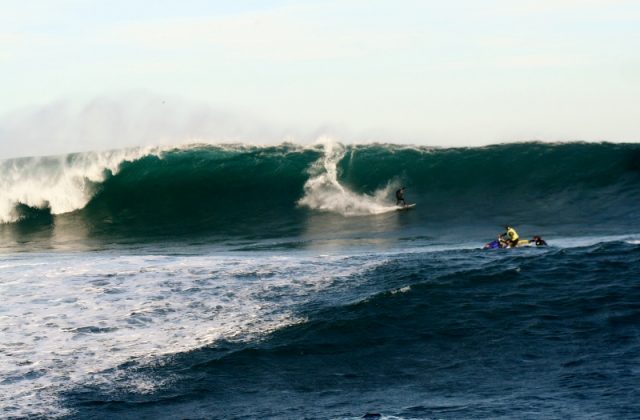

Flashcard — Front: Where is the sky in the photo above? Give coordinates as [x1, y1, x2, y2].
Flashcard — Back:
[1, 0, 639, 158]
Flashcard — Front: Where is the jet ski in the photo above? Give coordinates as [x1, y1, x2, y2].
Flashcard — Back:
[483, 236, 547, 249]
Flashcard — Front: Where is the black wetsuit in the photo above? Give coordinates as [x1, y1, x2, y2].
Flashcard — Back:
[396, 188, 406, 206]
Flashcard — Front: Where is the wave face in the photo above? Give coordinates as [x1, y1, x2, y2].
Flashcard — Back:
[1, 141, 639, 244]
[340, 141, 640, 225]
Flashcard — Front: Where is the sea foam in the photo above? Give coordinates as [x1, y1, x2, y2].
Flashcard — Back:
[297, 138, 400, 216]
[0, 251, 385, 418]
[0, 147, 164, 223]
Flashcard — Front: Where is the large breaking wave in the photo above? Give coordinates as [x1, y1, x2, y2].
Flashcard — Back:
[1, 140, 639, 235]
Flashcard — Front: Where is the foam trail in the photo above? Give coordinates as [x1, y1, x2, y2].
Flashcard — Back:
[298, 138, 399, 216]
[0, 147, 164, 223]
[0, 251, 386, 418]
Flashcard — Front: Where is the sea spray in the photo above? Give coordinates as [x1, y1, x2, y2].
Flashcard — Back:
[297, 138, 399, 216]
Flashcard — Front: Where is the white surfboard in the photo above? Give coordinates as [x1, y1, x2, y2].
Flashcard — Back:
[396, 203, 416, 211]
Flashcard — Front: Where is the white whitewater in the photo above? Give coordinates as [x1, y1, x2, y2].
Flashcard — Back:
[298, 138, 400, 216]
[0, 147, 164, 223]
[0, 251, 387, 418]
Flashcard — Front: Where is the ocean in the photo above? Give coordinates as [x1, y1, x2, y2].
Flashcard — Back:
[1, 140, 639, 419]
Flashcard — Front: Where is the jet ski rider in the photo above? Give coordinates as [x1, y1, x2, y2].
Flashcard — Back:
[501, 225, 520, 248]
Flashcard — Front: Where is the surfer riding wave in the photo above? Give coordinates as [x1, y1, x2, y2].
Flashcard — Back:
[396, 187, 407, 207]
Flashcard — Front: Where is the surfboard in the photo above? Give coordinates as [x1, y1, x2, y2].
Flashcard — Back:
[396, 203, 416, 211]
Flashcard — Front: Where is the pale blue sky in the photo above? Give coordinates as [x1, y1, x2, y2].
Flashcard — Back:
[1, 0, 639, 157]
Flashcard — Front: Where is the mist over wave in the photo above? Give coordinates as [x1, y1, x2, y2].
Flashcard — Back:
[0, 93, 305, 159]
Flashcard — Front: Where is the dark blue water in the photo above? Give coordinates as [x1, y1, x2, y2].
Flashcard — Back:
[1, 142, 639, 419]
[59, 240, 640, 420]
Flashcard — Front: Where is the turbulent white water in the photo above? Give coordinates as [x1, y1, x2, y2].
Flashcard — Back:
[0, 147, 165, 224]
[0, 250, 385, 418]
[298, 138, 400, 216]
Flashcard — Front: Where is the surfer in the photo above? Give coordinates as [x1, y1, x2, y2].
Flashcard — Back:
[500, 225, 520, 248]
[530, 235, 547, 246]
[396, 187, 407, 206]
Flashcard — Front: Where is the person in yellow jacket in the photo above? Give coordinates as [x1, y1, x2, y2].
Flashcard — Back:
[501, 225, 520, 248]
